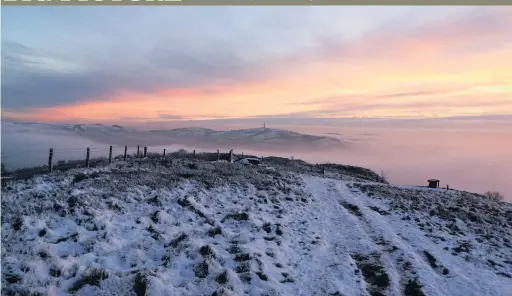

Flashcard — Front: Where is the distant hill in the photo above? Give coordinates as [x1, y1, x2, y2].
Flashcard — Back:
[148, 127, 343, 151]
[2, 121, 344, 152]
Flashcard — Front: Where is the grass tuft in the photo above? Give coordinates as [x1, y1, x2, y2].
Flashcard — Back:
[235, 262, 251, 273]
[38, 229, 47, 237]
[224, 212, 249, 221]
[215, 270, 228, 284]
[38, 251, 49, 260]
[49, 266, 61, 277]
[368, 206, 390, 216]
[12, 216, 23, 231]
[168, 233, 188, 248]
[68, 269, 108, 293]
[194, 260, 209, 278]
[4, 274, 22, 284]
[73, 173, 88, 184]
[234, 253, 251, 262]
[146, 225, 159, 240]
[262, 223, 272, 233]
[275, 225, 283, 236]
[150, 211, 160, 224]
[423, 251, 438, 268]
[239, 273, 252, 284]
[340, 202, 362, 216]
[353, 253, 390, 293]
[404, 279, 425, 296]
[200, 245, 216, 259]
[207, 226, 222, 237]
[256, 271, 268, 281]
[133, 273, 148, 296]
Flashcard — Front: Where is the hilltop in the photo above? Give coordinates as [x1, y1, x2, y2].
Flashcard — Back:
[148, 127, 343, 151]
[1, 157, 511, 296]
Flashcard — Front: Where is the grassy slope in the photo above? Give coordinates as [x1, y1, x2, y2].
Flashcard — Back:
[1, 158, 511, 296]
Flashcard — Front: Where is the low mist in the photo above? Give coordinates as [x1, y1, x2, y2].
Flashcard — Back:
[2, 122, 511, 201]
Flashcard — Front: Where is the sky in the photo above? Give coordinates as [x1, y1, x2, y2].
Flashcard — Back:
[2, 6, 512, 126]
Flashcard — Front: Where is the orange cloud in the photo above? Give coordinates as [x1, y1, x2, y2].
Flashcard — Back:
[7, 8, 512, 123]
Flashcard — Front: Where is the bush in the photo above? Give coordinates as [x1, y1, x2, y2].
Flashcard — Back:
[484, 191, 504, 201]
[380, 170, 387, 182]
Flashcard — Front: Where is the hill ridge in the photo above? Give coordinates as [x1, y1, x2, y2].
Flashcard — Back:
[2, 121, 344, 152]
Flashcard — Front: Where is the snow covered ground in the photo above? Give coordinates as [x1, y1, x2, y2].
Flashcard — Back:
[1, 158, 511, 296]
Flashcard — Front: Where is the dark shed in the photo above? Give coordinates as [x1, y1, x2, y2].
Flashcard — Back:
[428, 179, 440, 188]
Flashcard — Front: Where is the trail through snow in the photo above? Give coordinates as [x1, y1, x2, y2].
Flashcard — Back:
[290, 176, 512, 296]
[287, 177, 367, 296]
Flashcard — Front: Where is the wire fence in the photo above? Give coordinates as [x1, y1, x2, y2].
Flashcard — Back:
[1, 144, 395, 189]
[1, 146, 117, 171]
[1, 144, 346, 189]
[1, 145, 268, 179]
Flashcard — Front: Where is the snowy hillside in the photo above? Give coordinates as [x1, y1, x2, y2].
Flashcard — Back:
[1, 158, 511, 296]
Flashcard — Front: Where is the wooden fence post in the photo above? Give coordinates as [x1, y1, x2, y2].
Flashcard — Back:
[229, 149, 233, 163]
[137, 145, 140, 158]
[193, 150, 196, 158]
[144, 146, 147, 158]
[123, 146, 127, 161]
[322, 167, 325, 175]
[86, 147, 90, 168]
[163, 148, 166, 157]
[108, 146, 113, 164]
[217, 149, 220, 161]
[48, 148, 53, 172]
